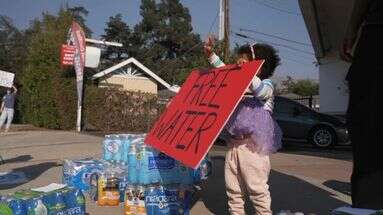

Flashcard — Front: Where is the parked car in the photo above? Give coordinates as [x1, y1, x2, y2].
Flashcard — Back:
[273, 96, 349, 148]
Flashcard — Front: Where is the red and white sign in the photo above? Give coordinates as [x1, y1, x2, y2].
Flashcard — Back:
[60, 44, 75, 66]
[69, 21, 86, 131]
[145, 60, 264, 168]
[70, 21, 86, 87]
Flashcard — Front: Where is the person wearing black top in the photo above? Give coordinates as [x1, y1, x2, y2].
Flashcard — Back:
[340, 0, 383, 209]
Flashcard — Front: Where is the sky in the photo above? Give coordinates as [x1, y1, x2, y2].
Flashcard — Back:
[0, 0, 318, 81]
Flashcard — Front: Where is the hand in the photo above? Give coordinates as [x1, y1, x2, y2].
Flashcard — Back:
[204, 35, 215, 57]
[166, 99, 172, 108]
[340, 37, 355, 62]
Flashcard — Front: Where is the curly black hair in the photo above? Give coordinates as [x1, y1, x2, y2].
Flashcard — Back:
[237, 43, 281, 80]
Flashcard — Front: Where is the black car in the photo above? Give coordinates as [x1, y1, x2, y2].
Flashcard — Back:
[273, 96, 349, 148]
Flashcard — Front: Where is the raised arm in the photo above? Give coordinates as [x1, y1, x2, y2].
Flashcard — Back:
[204, 36, 226, 68]
[12, 85, 17, 94]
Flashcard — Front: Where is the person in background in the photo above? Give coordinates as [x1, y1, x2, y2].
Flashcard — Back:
[0, 85, 17, 132]
[340, 0, 383, 209]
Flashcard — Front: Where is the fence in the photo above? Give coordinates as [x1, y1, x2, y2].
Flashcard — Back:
[292, 95, 320, 111]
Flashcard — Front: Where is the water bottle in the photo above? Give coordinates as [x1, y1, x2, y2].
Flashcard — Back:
[89, 172, 99, 202]
[200, 156, 212, 181]
[178, 162, 193, 185]
[105, 173, 121, 206]
[63, 188, 85, 215]
[34, 199, 47, 215]
[103, 135, 113, 161]
[121, 134, 130, 165]
[42, 191, 66, 215]
[113, 135, 123, 163]
[7, 198, 27, 215]
[25, 198, 39, 215]
[178, 188, 191, 215]
[131, 135, 144, 148]
[128, 144, 138, 184]
[158, 153, 177, 185]
[124, 185, 136, 215]
[145, 186, 158, 215]
[119, 175, 129, 202]
[148, 148, 161, 184]
[165, 185, 180, 215]
[138, 144, 150, 185]
[136, 186, 147, 215]
[157, 186, 170, 215]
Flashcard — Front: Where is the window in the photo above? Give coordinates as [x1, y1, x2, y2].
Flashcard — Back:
[274, 98, 297, 115]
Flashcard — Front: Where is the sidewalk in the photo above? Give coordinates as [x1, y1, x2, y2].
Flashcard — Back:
[0, 130, 352, 214]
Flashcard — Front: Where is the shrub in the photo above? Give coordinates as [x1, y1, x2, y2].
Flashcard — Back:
[84, 87, 165, 133]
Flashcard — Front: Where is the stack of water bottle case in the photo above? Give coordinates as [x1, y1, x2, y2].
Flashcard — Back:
[0, 185, 86, 215]
[63, 133, 212, 215]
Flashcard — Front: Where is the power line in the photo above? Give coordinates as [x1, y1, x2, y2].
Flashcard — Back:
[232, 32, 315, 56]
[234, 37, 317, 68]
[281, 55, 318, 67]
[208, 8, 220, 34]
[239, 28, 311, 47]
[232, 33, 318, 67]
[250, 0, 302, 16]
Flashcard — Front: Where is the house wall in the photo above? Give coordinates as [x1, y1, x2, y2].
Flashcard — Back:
[319, 54, 350, 114]
[299, 0, 357, 115]
[99, 75, 158, 94]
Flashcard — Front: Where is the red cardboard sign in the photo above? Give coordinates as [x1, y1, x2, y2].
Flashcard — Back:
[60, 44, 75, 66]
[145, 60, 264, 168]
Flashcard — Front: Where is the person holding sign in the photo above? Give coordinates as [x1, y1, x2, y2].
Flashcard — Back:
[0, 85, 17, 132]
[204, 37, 282, 215]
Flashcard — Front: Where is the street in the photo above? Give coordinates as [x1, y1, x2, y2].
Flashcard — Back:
[0, 129, 352, 214]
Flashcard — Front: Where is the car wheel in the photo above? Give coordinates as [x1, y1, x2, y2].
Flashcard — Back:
[309, 126, 336, 148]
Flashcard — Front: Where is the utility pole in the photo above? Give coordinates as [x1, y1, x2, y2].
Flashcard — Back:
[219, 0, 225, 41]
[223, 0, 230, 62]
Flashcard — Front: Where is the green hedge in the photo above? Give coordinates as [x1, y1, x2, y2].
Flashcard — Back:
[19, 82, 166, 132]
[84, 87, 165, 133]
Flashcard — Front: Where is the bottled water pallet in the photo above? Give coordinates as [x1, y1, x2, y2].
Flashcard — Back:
[0, 186, 85, 215]
[103, 133, 211, 186]
[62, 133, 213, 215]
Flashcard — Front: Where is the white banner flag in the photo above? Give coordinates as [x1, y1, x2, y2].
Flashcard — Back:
[0, 70, 15, 88]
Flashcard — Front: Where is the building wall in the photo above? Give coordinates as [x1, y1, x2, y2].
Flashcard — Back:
[319, 54, 350, 114]
[298, 0, 356, 115]
[99, 75, 158, 94]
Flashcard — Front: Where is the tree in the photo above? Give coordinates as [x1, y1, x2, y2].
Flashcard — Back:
[0, 16, 29, 83]
[67, 6, 92, 36]
[101, 14, 132, 67]
[279, 76, 319, 96]
[19, 8, 91, 129]
[291, 79, 319, 96]
[133, 0, 206, 84]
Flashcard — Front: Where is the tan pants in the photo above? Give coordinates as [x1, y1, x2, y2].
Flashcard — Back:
[225, 138, 272, 215]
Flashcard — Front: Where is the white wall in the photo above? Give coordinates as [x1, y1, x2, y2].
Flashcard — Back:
[319, 55, 350, 114]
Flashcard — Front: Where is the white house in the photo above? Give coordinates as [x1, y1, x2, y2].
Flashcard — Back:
[92, 57, 179, 94]
[299, 0, 355, 114]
